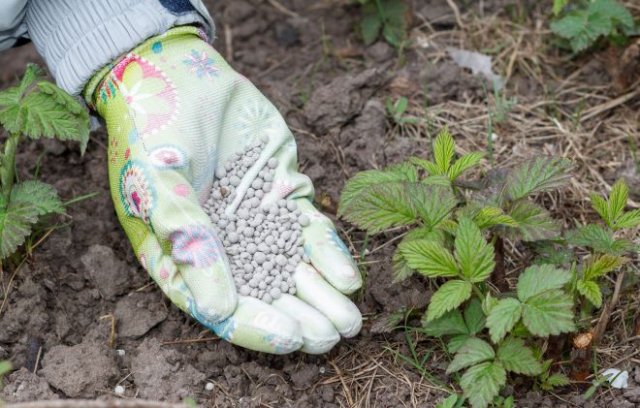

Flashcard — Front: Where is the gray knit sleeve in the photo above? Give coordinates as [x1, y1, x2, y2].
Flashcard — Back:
[25, 0, 215, 96]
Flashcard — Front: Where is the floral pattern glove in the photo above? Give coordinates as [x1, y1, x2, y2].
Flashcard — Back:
[85, 26, 362, 354]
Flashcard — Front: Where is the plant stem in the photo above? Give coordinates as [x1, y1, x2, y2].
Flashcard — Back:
[1, 132, 20, 201]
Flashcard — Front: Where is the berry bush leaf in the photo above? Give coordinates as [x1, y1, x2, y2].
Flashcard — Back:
[339, 163, 417, 212]
[607, 179, 629, 224]
[415, 185, 458, 228]
[422, 309, 468, 337]
[508, 201, 560, 241]
[447, 338, 495, 374]
[448, 335, 472, 354]
[497, 337, 542, 375]
[566, 224, 633, 255]
[448, 152, 484, 181]
[392, 250, 414, 282]
[460, 362, 506, 408]
[516, 264, 571, 302]
[0, 196, 39, 259]
[339, 181, 420, 233]
[455, 218, 495, 283]
[426, 280, 473, 322]
[464, 298, 486, 335]
[399, 239, 458, 278]
[576, 279, 602, 308]
[582, 254, 628, 280]
[522, 290, 576, 336]
[613, 209, 640, 230]
[504, 157, 573, 201]
[546, 373, 571, 388]
[474, 206, 518, 229]
[433, 128, 455, 174]
[486, 298, 523, 344]
[360, 2, 382, 45]
[11, 180, 64, 216]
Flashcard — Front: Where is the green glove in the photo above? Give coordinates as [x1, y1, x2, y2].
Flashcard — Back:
[84, 26, 362, 354]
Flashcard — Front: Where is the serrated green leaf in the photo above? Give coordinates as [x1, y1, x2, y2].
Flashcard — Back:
[496, 337, 542, 375]
[516, 264, 571, 302]
[582, 254, 628, 280]
[590, 193, 610, 224]
[380, 0, 407, 47]
[404, 226, 446, 243]
[339, 181, 420, 233]
[0, 196, 40, 259]
[392, 250, 414, 282]
[482, 293, 499, 316]
[448, 334, 472, 354]
[504, 157, 573, 201]
[589, 0, 634, 29]
[608, 179, 629, 224]
[474, 206, 518, 229]
[545, 373, 571, 388]
[522, 290, 576, 336]
[415, 185, 458, 228]
[551, 13, 589, 39]
[433, 128, 455, 174]
[566, 224, 633, 255]
[11, 181, 64, 216]
[399, 239, 458, 278]
[455, 218, 495, 283]
[486, 298, 522, 344]
[426, 280, 473, 322]
[422, 309, 468, 337]
[464, 299, 486, 335]
[613, 209, 640, 230]
[460, 362, 506, 408]
[436, 394, 459, 408]
[448, 152, 484, 181]
[422, 175, 452, 187]
[508, 201, 560, 241]
[339, 163, 418, 214]
[360, 2, 382, 45]
[447, 338, 495, 374]
[410, 157, 441, 175]
[576, 279, 602, 308]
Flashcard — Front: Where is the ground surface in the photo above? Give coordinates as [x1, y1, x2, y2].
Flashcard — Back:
[1, 1, 639, 407]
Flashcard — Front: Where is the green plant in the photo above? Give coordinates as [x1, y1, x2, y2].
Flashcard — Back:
[0, 64, 89, 259]
[338, 128, 638, 407]
[356, 0, 408, 48]
[0, 360, 10, 391]
[386, 96, 420, 125]
[550, 0, 636, 54]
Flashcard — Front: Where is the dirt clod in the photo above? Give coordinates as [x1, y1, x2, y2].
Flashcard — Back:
[131, 339, 206, 402]
[80, 245, 133, 300]
[114, 292, 168, 338]
[1, 368, 58, 403]
[40, 343, 118, 398]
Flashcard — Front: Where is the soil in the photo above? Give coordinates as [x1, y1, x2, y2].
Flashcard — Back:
[1, 1, 639, 407]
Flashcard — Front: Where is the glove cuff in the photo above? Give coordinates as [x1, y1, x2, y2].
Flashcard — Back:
[26, 0, 213, 96]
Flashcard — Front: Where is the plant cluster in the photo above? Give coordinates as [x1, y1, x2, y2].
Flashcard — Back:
[356, 0, 408, 48]
[0, 64, 89, 260]
[339, 128, 639, 407]
[551, 0, 636, 54]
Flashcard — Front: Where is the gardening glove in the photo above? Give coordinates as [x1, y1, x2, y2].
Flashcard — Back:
[84, 26, 363, 354]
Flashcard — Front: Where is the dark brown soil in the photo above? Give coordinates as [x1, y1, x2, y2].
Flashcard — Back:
[1, 1, 639, 407]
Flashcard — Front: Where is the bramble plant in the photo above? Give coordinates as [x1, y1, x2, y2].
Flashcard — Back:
[0, 64, 89, 259]
[356, 0, 408, 48]
[550, 0, 636, 54]
[338, 128, 639, 407]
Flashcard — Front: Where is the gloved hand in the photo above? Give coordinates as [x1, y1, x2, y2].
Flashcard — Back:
[85, 26, 362, 354]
